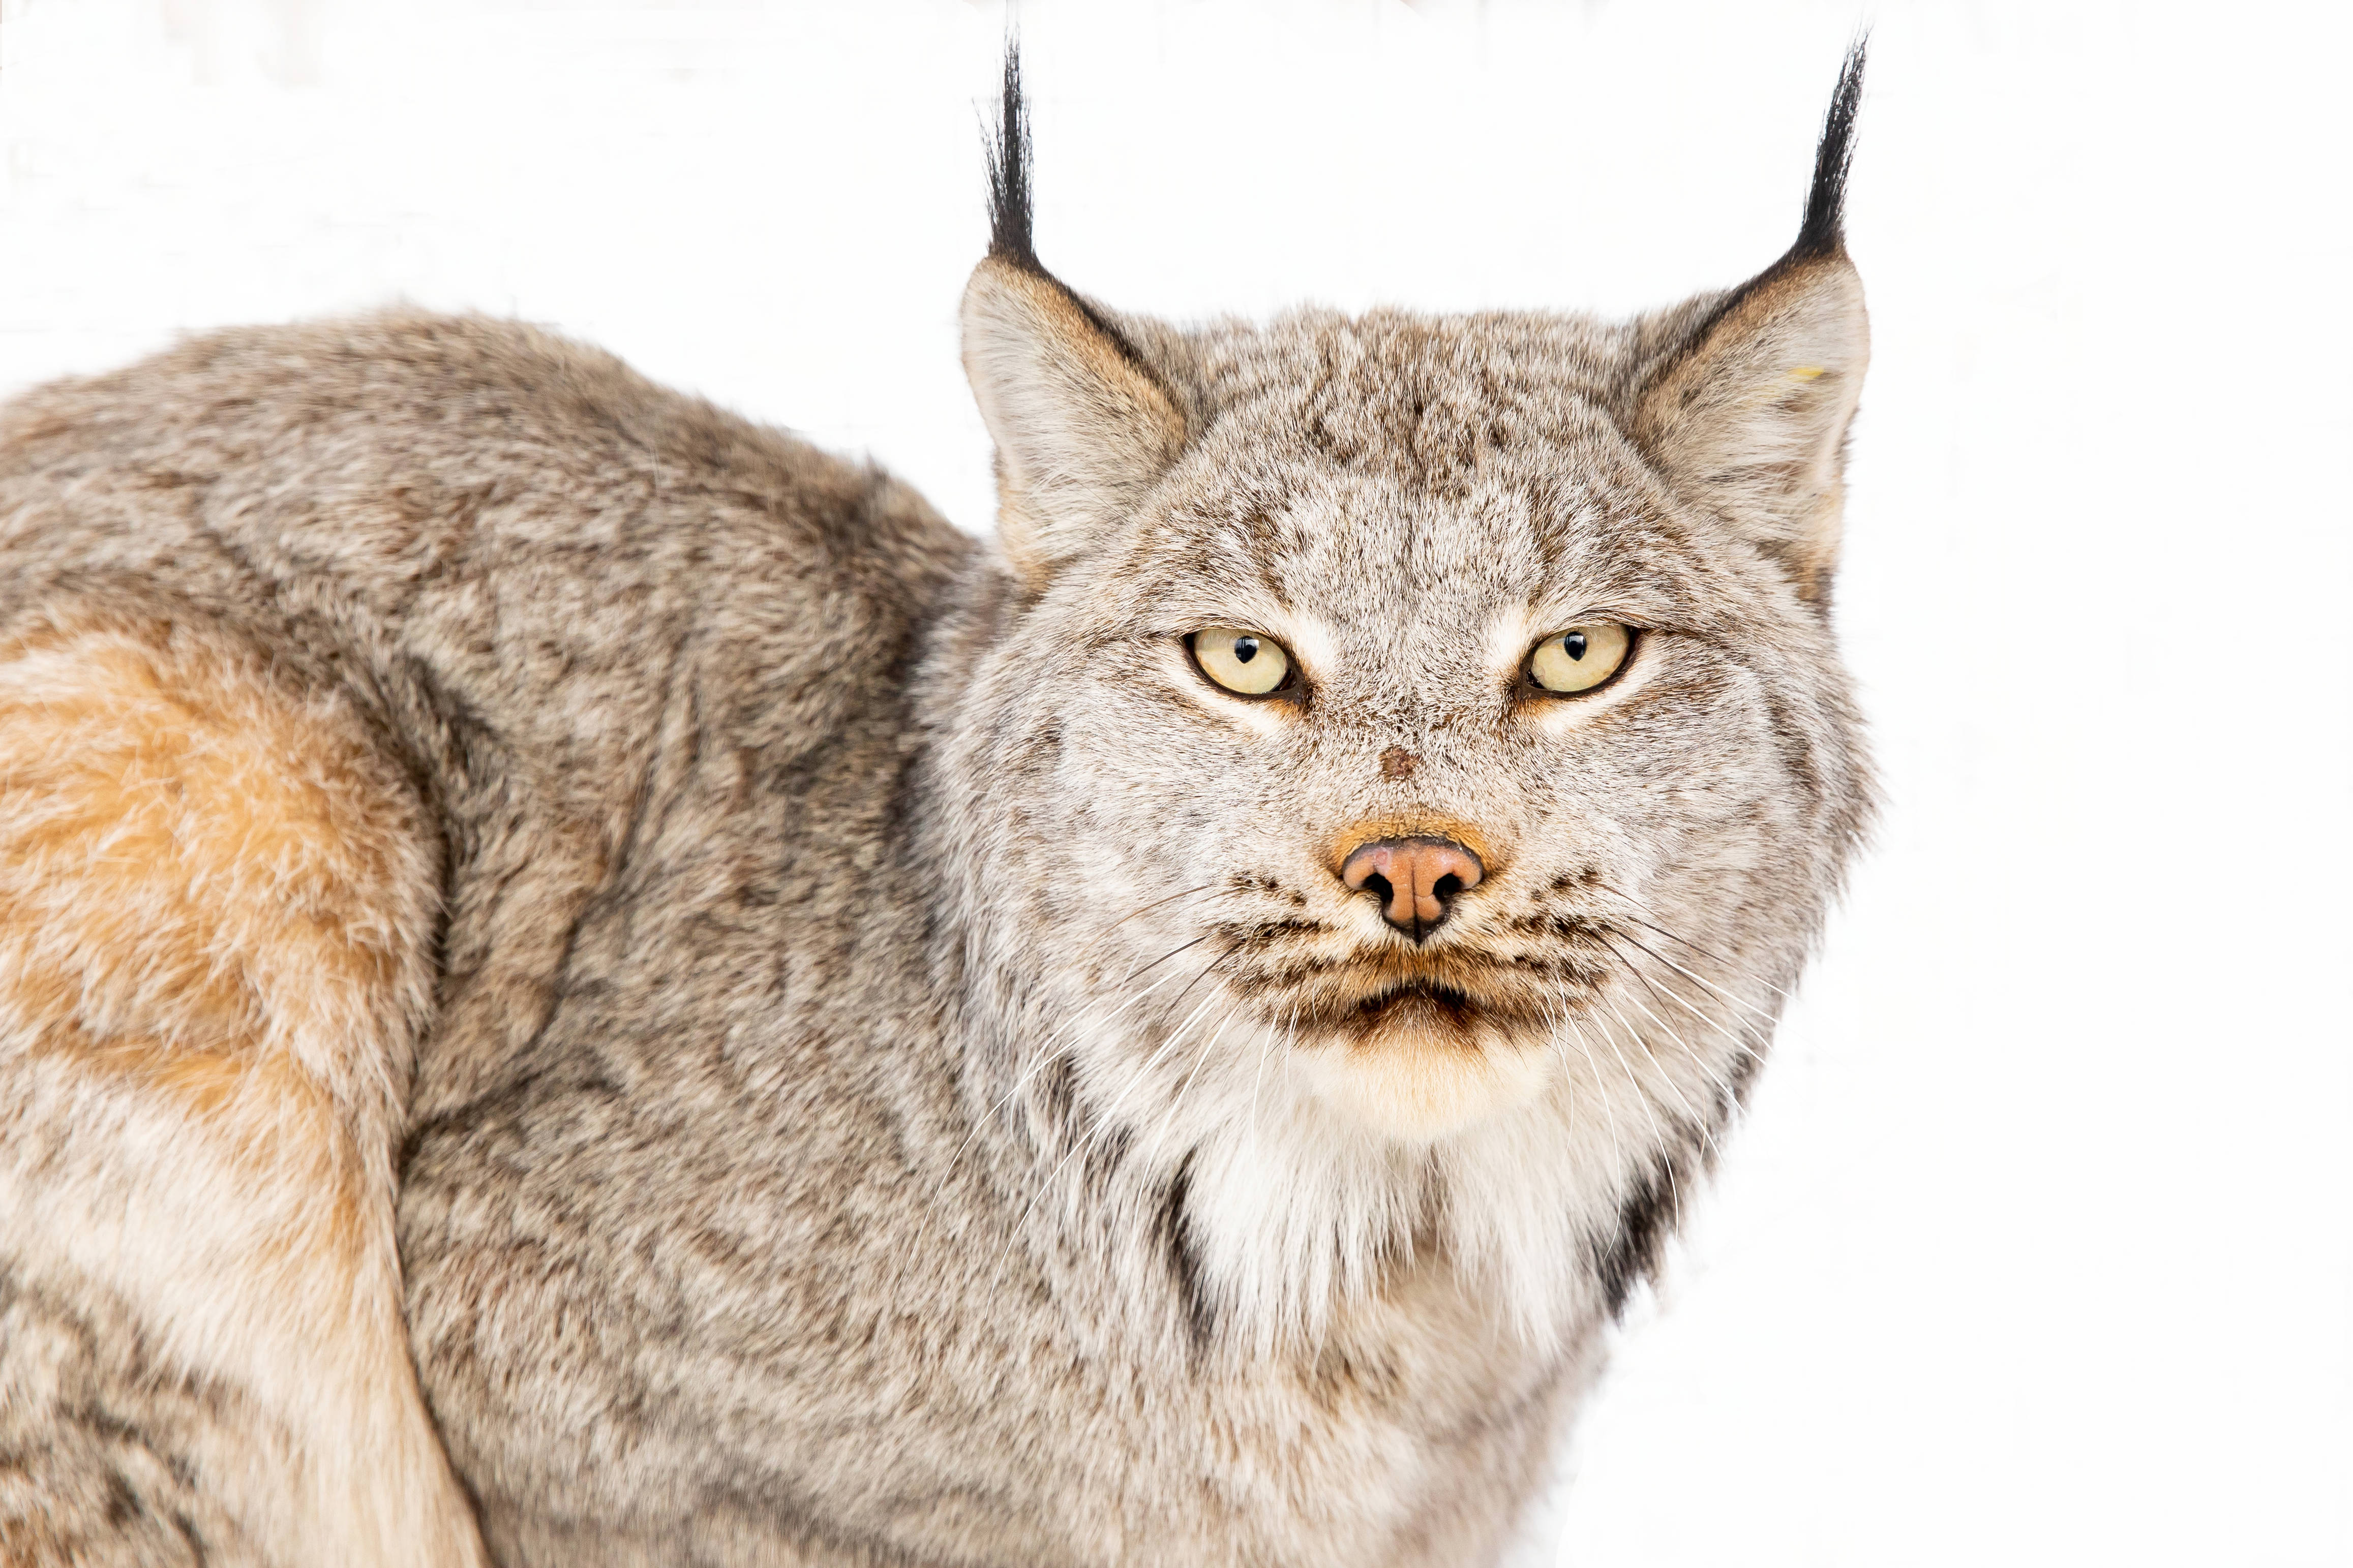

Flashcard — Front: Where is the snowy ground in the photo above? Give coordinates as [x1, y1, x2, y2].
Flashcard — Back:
[3, 3, 2347, 1563]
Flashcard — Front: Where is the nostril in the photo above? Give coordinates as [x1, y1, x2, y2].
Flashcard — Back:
[1431, 872, 1464, 906]
[1360, 871, 1395, 909]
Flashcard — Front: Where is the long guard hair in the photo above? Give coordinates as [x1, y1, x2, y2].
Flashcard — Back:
[1794, 38, 1867, 261]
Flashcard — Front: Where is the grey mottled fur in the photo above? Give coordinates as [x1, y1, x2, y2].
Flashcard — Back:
[0, 53, 1873, 1568]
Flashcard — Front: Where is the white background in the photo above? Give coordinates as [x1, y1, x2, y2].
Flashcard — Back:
[3, 2, 2347, 1563]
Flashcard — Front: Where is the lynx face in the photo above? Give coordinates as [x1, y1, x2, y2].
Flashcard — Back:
[942, 51, 1871, 1343]
[970, 312, 1863, 1146]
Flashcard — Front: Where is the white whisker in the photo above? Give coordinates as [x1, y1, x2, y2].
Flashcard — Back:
[1595, 991, 1724, 1169]
[1604, 920, 1783, 1032]
[1594, 883, 1798, 1006]
[1610, 969, 1742, 1125]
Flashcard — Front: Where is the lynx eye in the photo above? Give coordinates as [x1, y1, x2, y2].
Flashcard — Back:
[1189, 627, 1294, 697]
[1527, 623, 1633, 694]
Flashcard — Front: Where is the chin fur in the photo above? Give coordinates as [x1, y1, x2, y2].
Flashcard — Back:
[1035, 986, 1749, 1360]
[1289, 993, 1555, 1143]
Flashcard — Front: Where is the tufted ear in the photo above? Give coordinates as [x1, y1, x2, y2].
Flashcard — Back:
[959, 45, 1184, 584]
[961, 259, 1184, 584]
[1633, 43, 1869, 604]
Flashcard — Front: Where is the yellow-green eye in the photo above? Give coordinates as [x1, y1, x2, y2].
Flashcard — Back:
[1528, 623, 1632, 693]
[1190, 627, 1294, 696]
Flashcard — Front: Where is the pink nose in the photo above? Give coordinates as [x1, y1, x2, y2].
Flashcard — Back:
[1339, 837, 1485, 942]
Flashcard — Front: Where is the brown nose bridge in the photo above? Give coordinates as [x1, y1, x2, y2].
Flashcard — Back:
[1339, 836, 1485, 940]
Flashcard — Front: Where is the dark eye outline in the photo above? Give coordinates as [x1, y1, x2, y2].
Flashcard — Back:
[1185, 629, 1305, 702]
[1519, 624, 1640, 698]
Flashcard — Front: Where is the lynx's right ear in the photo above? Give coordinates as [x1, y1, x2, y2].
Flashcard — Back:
[1633, 43, 1870, 606]
[960, 45, 1185, 585]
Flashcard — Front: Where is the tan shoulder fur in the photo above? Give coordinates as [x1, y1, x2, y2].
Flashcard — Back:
[0, 605, 484, 1566]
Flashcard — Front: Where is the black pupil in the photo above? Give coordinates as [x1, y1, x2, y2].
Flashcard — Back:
[1233, 636, 1260, 664]
[1563, 632, 1588, 661]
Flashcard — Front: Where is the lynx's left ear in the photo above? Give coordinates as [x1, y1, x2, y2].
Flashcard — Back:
[1634, 43, 1869, 605]
[961, 45, 1185, 586]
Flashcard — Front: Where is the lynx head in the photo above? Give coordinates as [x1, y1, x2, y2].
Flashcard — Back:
[938, 45, 1874, 1344]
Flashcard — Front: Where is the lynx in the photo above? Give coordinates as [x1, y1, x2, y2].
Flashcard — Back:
[0, 43, 1873, 1568]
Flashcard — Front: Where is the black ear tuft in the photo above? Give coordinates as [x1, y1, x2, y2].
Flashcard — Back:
[985, 38, 1041, 274]
[1791, 38, 1866, 261]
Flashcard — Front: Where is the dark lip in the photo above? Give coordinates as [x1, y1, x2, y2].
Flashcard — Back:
[1233, 952, 1592, 1038]
[1358, 978, 1473, 1014]
[1343, 978, 1481, 1034]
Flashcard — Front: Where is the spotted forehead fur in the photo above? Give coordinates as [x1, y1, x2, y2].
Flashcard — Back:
[1079, 308, 1813, 653]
